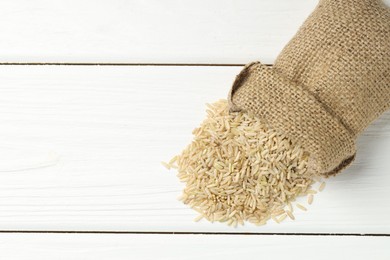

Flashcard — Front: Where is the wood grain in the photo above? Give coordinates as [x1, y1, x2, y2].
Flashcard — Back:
[1, 0, 389, 64]
[0, 65, 388, 233]
[0, 0, 318, 64]
[0, 233, 388, 260]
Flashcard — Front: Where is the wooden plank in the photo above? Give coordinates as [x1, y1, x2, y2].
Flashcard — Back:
[0, 0, 319, 64]
[1, 0, 389, 64]
[0, 65, 389, 233]
[0, 233, 388, 260]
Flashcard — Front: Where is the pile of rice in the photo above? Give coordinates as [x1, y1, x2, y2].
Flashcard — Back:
[163, 99, 325, 226]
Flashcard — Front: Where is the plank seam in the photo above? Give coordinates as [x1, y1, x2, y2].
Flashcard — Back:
[0, 62, 248, 67]
[0, 231, 388, 236]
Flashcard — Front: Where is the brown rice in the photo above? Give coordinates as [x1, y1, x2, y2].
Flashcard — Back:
[165, 100, 325, 226]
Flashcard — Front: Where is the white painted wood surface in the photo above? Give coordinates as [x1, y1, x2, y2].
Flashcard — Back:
[0, 0, 388, 64]
[0, 0, 317, 64]
[0, 65, 389, 233]
[0, 0, 389, 257]
[0, 233, 388, 260]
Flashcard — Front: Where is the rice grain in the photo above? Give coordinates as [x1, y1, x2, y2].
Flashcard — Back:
[308, 194, 314, 205]
[296, 203, 307, 211]
[319, 182, 326, 192]
[161, 161, 171, 170]
[165, 100, 322, 226]
[286, 210, 295, 220]
[278, 214, 288, 223]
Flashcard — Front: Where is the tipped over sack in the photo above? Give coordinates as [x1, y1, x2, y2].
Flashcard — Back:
[229, 0, 390, 176]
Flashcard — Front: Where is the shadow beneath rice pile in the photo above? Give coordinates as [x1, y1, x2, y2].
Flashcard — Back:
[163, 100, 325, 227]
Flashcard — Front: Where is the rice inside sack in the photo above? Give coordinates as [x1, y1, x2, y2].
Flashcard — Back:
[166, 100, 321, 226]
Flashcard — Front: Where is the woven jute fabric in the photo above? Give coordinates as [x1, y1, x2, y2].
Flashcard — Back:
[229, 0, 390, 176]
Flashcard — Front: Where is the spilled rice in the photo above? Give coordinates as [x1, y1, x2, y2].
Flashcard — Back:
[163, 99, 325, 226]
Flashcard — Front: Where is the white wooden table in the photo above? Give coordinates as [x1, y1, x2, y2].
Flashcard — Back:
[0, 0, 389, 259]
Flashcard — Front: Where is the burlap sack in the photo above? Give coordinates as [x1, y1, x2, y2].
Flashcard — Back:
[229, 0, 390, 176]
